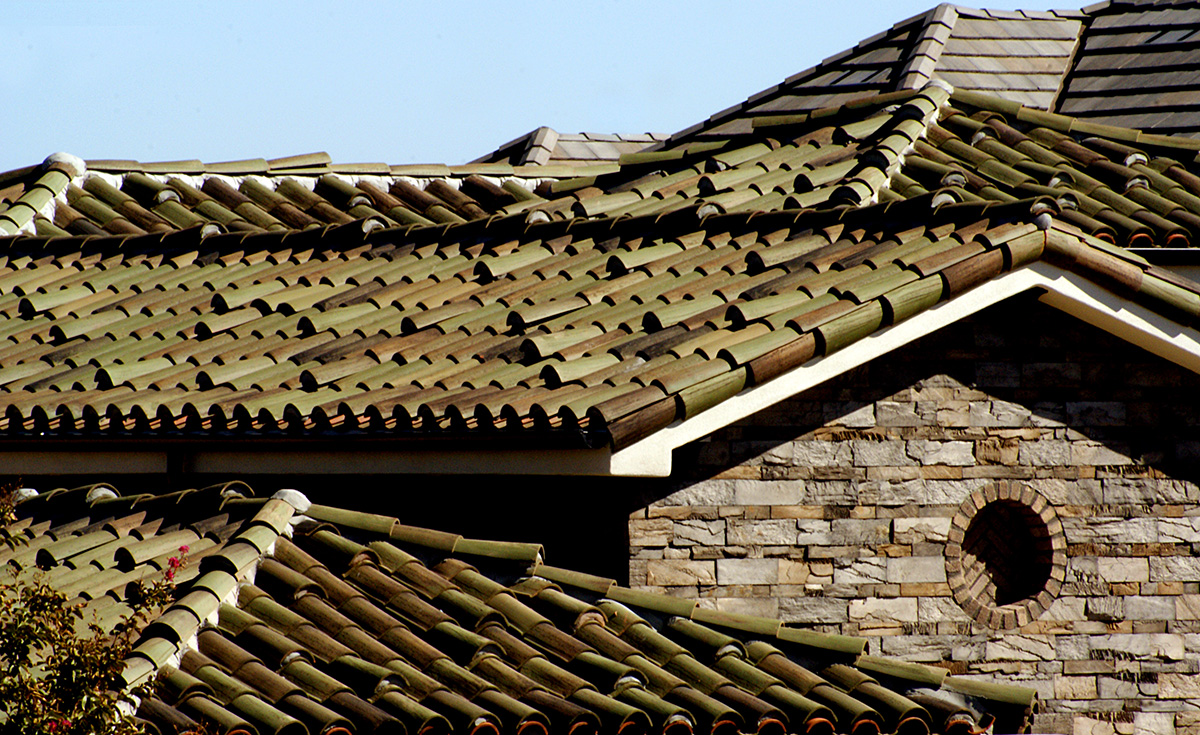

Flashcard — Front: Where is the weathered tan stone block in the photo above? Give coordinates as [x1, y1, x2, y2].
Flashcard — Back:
[1055, 676, 1098, 700]
[670, 519, 724, 547]
[921, 466, 963, 479]
[893, 517, 951, 543]
[1159, 673, 1200, 699]
[778, 559, 809, 585]
[770, 505, 825, 519]
[1175, 594, 1200, 620]
[778, 595, 848, 623]
[849, 597, 917, 624]
[1097, 557, 1150, 583]
[647, 560, 717, 586]
[985, 635, 1056, 661]
[793, 440, 852, 467]
[716, 558, 778, 585]
[976, 436, 1018, 465]
[726, 519, 797, 546]
[1072, 716, 1116, 735]
[715, 466, 761, 480]
[629, 518, 674, 547]
[1151, 556, 1200, 582]
[887, 556, 947, 584]
[1089, 633, 1184, 661]
[852, 440, 916, 467]
[900, 582, 952, 597]
[1156, 581, 1184, 595]
[834, 558, 886, 585]
[657, 480, 736, 507]
[878, 543, 911, 557]
[647, 506, 699, 519]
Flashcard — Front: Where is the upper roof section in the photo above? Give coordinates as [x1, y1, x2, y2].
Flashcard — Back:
[8, 481, 1039, 735]
[1057, 0, 1200, 136]
[474, 128, 670, 167]
[3, 84, 1200, 461]
[662, 0, 1200, 148]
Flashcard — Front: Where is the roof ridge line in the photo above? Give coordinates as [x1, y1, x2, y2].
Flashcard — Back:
[897, 4, 959, 91]
[303, 502, 544, 563]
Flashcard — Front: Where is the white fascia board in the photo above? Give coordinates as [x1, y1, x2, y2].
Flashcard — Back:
[610, 261, 1200, 477]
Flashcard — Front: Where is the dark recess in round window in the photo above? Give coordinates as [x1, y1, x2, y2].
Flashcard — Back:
[961, 500, 1052, 606]
[946, 484, 1066, 629]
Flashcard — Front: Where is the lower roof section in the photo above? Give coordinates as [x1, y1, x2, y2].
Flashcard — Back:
[6, 481, 1040, 735]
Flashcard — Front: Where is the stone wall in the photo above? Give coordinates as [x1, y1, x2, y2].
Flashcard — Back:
[628, 295, 1200, 735]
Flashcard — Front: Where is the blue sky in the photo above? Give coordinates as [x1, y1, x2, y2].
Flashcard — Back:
[6, 1, 1064, 173]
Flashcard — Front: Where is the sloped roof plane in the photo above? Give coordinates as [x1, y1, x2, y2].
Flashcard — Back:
[4, 82, 1200, 476]
[5, 482, 1040, 735]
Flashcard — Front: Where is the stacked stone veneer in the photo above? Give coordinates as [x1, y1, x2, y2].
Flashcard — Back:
[627, 296, 1200, 735]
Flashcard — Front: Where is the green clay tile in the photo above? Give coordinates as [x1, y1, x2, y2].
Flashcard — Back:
[606, 241, 686, 276]
[729, 190, 789, 214]
[640, 295, 725, 333]
[46, 309, 128, 342]
[1138, 275, 1200, 323]
[632, 169, 705, 199]
[1011, 137, 1070, 168]
[1146, 177, 1200, 216]
[941, 675, 1036, 709]
[34, 217, 72, 237]
[746, 233, 829, 272]
[18, 284, 96, 316]
[547, 326, 633, 362]
[437, 302, 513, 336]
[614, 270, 694, 306]
[715, 269, 789, 303]
[743, 165, 806, 196]
[602, 192, 682, 220]
[521, 326, 605, 361]
[266, 152, 332, 170]
[727, 289, 817, 326]
[700, 187, 768, 214]
[556, 383, 642, 426]
[538, 353, 622, 388]
[907, 241, 987, 278]
[68, 191, 144, 235]
[606, 587, 698, 620]
[580, 300, 651, 333]
[13, 185, 56, 222]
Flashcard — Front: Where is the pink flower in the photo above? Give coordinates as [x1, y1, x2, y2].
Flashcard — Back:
[178, 544, 190, 553]
[165, 569, 175, 582]
[167, 556, 181, 569]
[48, 719, 70, 732]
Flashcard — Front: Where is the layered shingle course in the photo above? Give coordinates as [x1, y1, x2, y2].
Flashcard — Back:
[1058, 0, 1200, 137]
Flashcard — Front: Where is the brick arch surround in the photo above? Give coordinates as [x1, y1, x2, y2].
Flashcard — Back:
[945, 485, 1067, 629]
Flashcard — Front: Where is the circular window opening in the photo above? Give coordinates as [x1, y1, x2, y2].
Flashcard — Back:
[946, 485, 1065, 629]
[961, 500, 1051, 606]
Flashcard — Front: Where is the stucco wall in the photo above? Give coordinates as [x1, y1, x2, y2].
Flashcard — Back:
[629, 295, 1200, 735]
